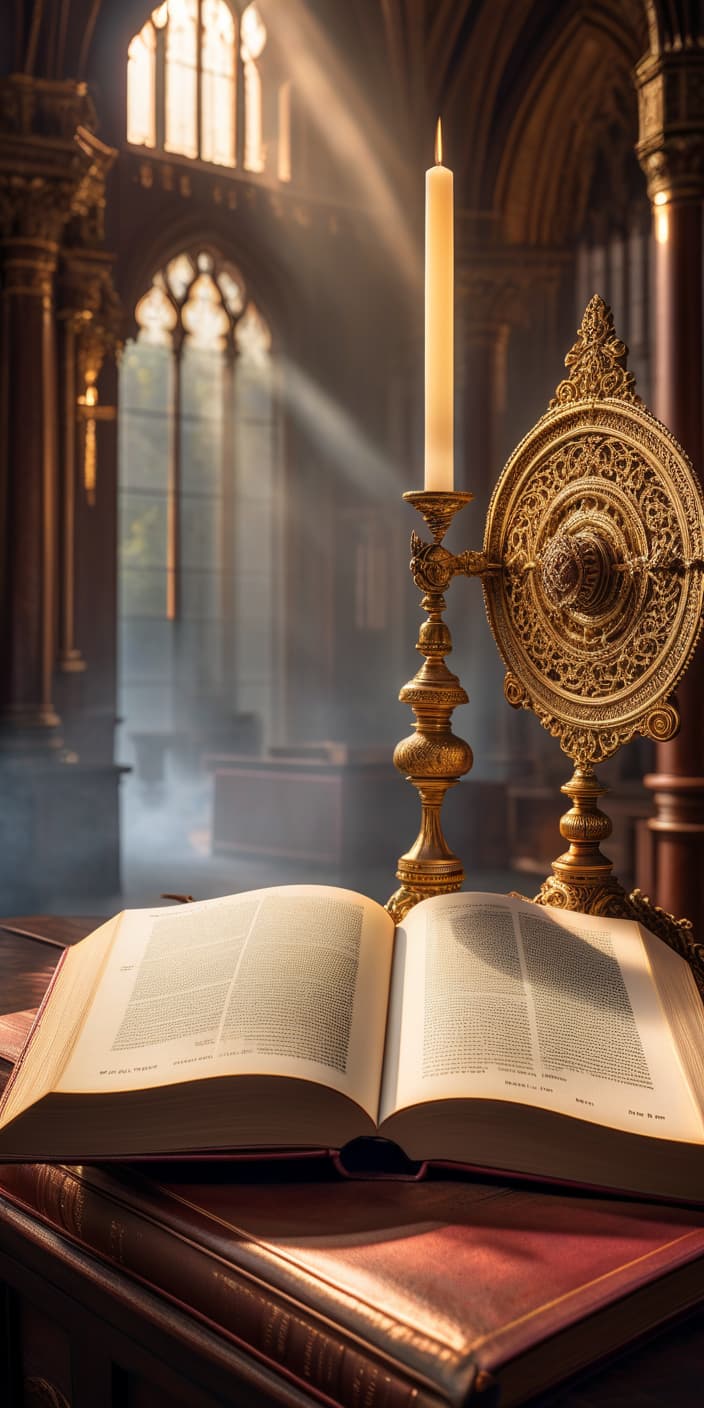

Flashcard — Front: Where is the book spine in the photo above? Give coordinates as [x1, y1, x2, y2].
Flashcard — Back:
[0, 1164, 452, 1408]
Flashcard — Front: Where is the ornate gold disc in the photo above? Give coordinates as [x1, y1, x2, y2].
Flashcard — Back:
[483, 296, 704, 768]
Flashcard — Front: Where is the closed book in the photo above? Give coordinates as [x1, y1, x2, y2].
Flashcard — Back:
[2, 1158, 704, 1407]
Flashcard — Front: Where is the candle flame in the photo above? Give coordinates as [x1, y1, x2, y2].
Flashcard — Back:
[435, 117, 443, 166]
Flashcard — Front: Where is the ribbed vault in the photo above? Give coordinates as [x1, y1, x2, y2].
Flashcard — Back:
[377, 0, 703, 247]
[491, 5, 643, 244]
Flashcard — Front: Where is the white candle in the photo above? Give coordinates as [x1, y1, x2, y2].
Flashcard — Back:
[424, 118, 454, 491]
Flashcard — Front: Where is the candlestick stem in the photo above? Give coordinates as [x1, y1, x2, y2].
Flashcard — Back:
[387, 492, 474, 923]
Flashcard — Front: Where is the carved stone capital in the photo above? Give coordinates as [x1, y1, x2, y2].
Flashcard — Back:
[67, 127, 117, 246]
[0, 77, 116, 248]
[0, 74, 96, 141]
[59, 249, 122, 339]
[635, 49, 704, 201]
[1, 244, 56, 301]
[0, 176, 77, 246]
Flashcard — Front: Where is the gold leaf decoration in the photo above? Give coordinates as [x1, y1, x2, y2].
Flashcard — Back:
[483, 298, 704, 769]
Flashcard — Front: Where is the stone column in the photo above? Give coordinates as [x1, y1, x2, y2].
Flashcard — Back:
[635, 46, 704, 925]
[55, 245, 120, 767]
[0, 198, 63, 743]
[57, 248, 120, 678]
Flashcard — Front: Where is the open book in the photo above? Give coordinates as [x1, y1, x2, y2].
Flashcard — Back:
[2, 885, 704, 1200]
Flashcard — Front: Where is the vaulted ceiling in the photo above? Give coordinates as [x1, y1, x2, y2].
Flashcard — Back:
[2, 0, 701, 250]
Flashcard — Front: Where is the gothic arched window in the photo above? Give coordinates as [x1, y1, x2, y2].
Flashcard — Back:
[118, 250, 280, 763]
[127, 0, 290, 179]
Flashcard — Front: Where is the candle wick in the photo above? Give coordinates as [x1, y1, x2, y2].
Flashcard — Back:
[435, 117, 443, 166]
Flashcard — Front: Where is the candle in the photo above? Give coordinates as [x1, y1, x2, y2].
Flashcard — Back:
[424, 118, 454, 491]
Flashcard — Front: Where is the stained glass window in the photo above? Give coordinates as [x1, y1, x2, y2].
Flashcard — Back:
[127, 21, 157, 147]
[164, 0, 198, 158]
[134, 280, 179, 346]
[218, 265, 245, 316]
[118, 251, 278, 759]
[201, 0, 236, 167]
[241, 2, 266, 173]
[126, 1, 291, 179]
[235, 301, 271, 364]
[165, 252, 195, 301]
[182, 272, 230, 349]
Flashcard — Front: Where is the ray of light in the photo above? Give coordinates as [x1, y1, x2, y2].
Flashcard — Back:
[267, 0, 422, 294]
[279, 358, 401, 501]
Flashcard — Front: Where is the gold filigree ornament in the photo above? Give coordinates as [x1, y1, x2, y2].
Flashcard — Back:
[483, 296, 704, 987]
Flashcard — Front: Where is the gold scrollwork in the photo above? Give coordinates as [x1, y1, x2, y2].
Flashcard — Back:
[643, 702, 680, 742]
[483, 296, 704, 769]
[504, 673, 527, 708]
[409, 534, 455, 592]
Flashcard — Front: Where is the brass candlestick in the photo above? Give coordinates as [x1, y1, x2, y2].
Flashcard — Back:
[388, 297, 704, 1002]
[386, 490, 499, 923]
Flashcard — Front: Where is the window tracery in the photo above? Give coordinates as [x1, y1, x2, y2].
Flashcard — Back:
[127, 22, 157, 147]
[126, 1, 290, 179]
[118, 250, 278, 753]
[241, 2, 266, 173]
[164, 0, 198, 158]
[201, 0, 236, 167]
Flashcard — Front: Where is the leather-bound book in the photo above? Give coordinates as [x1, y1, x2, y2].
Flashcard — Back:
[1, 1156, 704, 1407]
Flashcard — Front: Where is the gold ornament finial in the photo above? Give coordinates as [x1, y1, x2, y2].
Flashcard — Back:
[550, 294, 641, 407]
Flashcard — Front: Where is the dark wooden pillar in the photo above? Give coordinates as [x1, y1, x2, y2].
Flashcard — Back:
[0, 79, 108, 749]
[0, 228, 61, 744]
[635, 45, 704, 925]
[56, 242, 120, 761]
[57, 302, 87, 677]
[0, 76, 121, 907]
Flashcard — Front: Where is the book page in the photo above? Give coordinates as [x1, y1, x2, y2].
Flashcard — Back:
[380, 892, 704, 1142]
[57, 886, 394, 1122]
[0, 918, 120, 1130]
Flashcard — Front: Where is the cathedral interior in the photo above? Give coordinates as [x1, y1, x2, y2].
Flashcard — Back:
[1, 0, 703, 934]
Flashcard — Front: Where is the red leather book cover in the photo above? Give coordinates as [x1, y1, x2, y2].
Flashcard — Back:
[2, 1157, 704, 1407]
